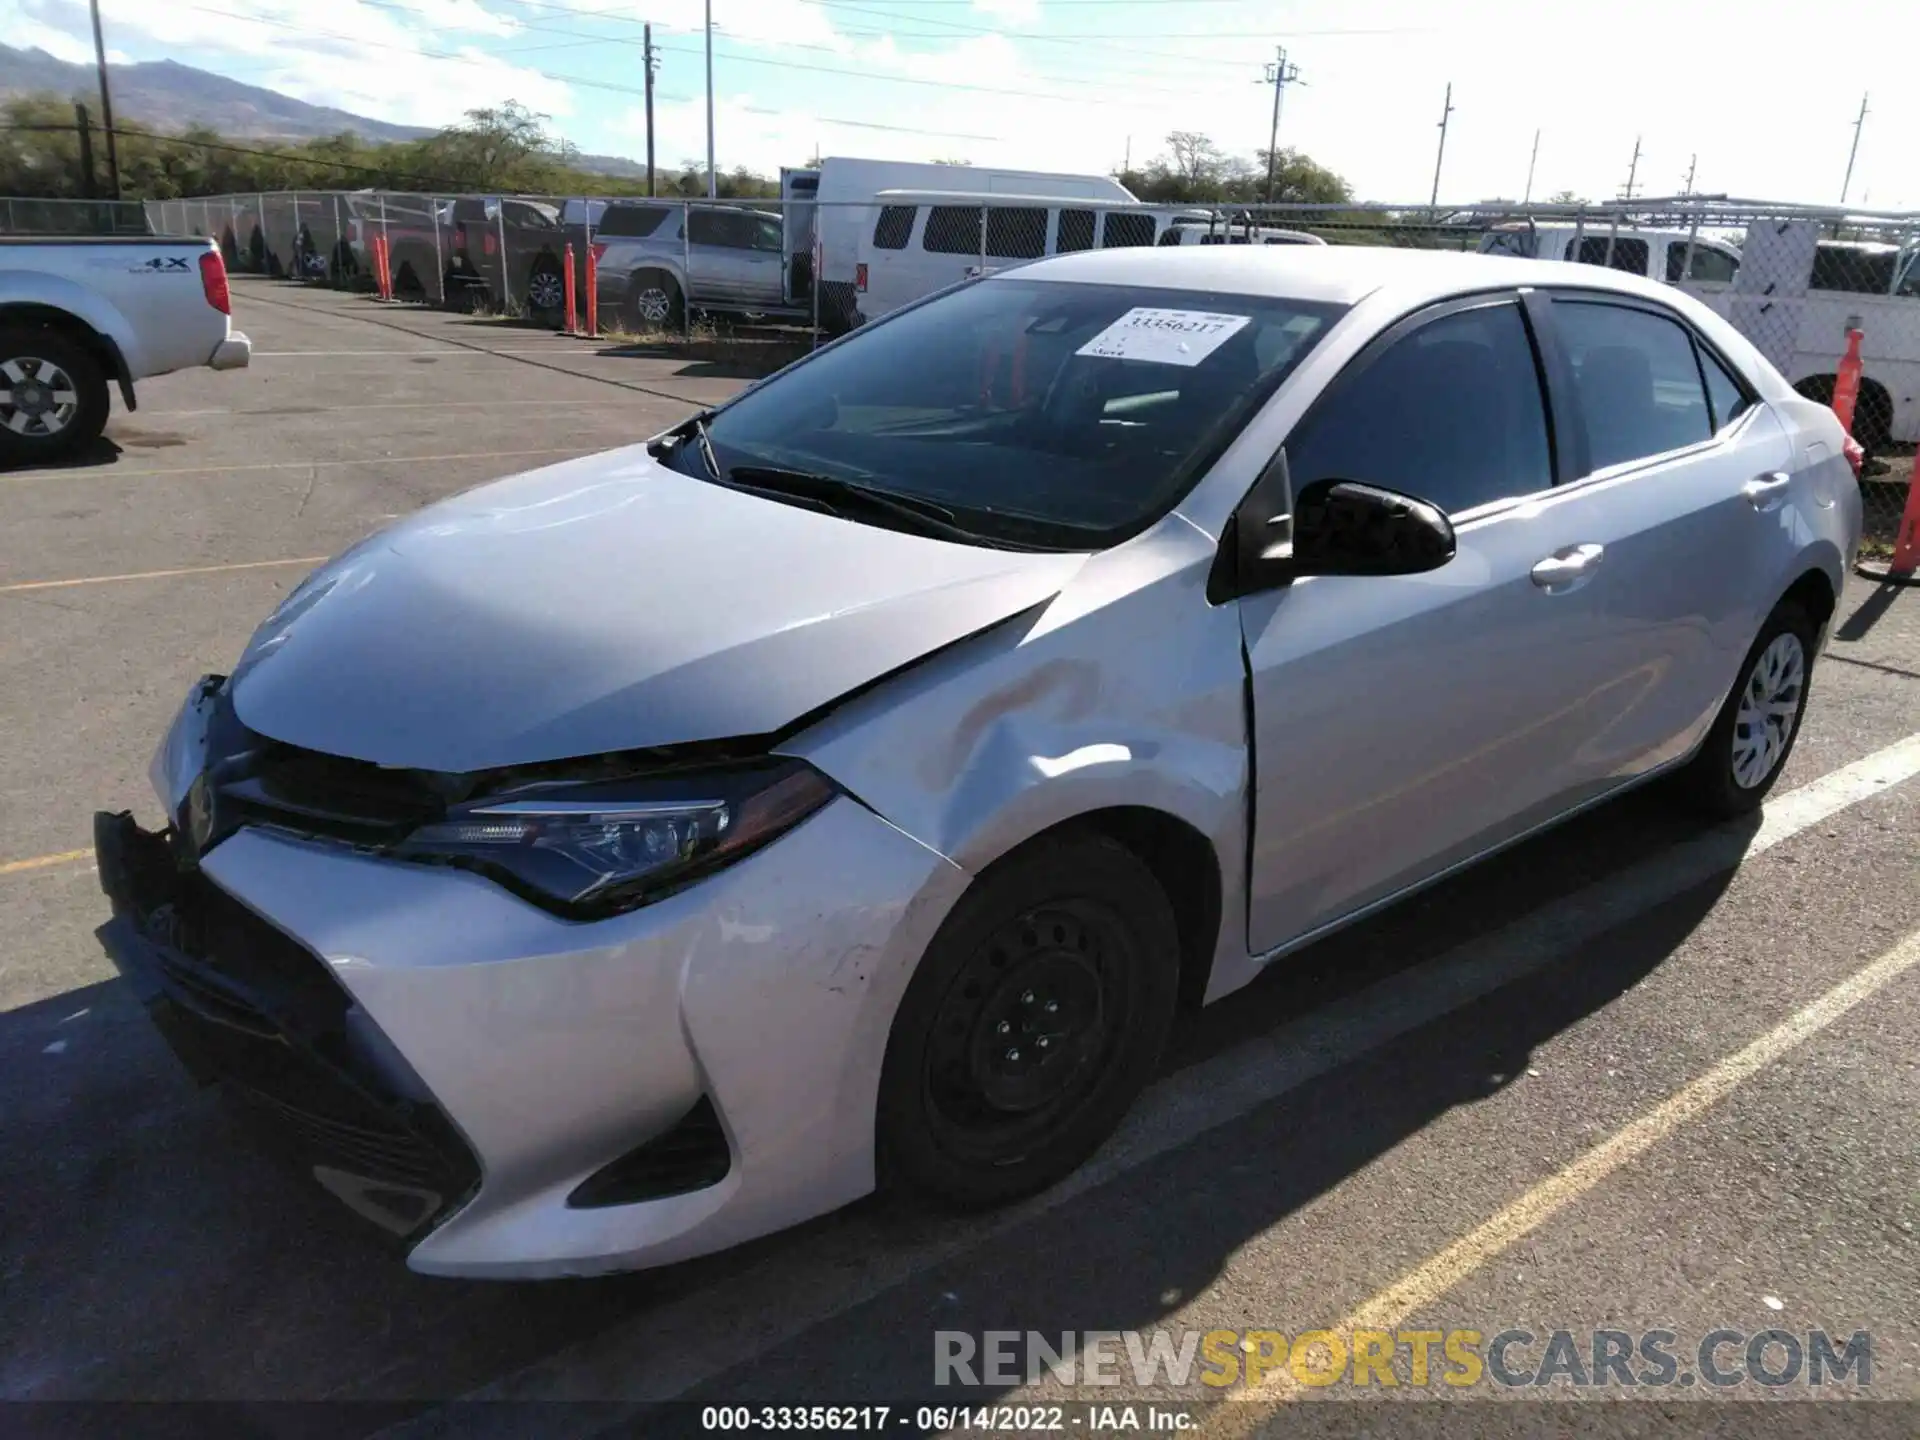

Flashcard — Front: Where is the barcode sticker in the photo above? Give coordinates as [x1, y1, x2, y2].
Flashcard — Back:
[1075, 307, 1252, 367]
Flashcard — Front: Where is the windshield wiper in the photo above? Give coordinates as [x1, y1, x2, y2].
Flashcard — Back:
[646, 410, 719, 478]
[724, 465, 993, 545]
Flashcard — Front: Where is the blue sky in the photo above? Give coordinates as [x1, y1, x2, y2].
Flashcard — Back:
[5, 0, 1914, 208]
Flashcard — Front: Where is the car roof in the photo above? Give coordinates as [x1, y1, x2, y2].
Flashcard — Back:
[990, 243, 1687, 308]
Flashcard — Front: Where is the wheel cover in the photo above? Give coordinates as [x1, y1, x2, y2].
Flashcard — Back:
[528, 270, 564, 309]
[0, 357, 79, 437]
[1731, 632, 1805, 789]
[922, 901, 1129, 1162]
[635, 286, 672, 324]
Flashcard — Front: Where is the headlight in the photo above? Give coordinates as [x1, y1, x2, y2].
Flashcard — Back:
[392, 760, 834, 917]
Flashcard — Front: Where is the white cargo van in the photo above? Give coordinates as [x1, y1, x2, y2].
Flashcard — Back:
[1479, 222, 1742, 285]
[781, 158, 1139, 332]
[853, 191, 1209, 323]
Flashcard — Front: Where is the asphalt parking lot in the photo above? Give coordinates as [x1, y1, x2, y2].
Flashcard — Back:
[2, 280, 1918, 1436]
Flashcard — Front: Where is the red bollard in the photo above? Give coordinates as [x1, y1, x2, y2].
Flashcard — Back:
[374, 234, 392, 302]
[563, 245, 578, 334]
[1831, 328, 1864, 437]
[585, 242, 600, 339]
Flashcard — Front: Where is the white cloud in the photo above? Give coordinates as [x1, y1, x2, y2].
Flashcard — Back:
[6, 11, 97, 64]
[4, 0, 565, 130]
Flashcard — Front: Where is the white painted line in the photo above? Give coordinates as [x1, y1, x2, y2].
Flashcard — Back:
[1219, 917, 1920, 1422]
[0, 445, 599, 485]
[395, 731, 1920, 1427]
[0, 556, 327, 594]
[249, 350, 493, 358]
[150, 399, 638, 418]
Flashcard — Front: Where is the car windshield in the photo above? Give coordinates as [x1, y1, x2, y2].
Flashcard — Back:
[673, 278, 1344, 549]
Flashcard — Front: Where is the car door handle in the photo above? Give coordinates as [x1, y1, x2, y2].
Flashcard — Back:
[1743, 472, 1792, 512]
[1530, 543, 1605, 593]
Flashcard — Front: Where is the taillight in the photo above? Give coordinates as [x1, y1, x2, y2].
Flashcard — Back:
[483, 231, 497, 256]
[1843, 434, 1864, 478]
[199, 249, 230, 314]
[855, 262, 868, 292]
[591, 241, 608, 265]
[454, 222, 469, 251]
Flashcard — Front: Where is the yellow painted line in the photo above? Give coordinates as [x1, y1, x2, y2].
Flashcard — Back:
[0, 444, 597, 484]
[1215, 920, 1920, 1426]
[0, 847, 93, 876]
[0, 555, 327, 594]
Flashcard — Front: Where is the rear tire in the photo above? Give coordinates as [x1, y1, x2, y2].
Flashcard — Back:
[0, 326, 110, 467]
[525, 257, 567, 327]
[876, 832, 1179, 1210]
[1676, 600, 1817, 818]
[626, 269, 683, 330]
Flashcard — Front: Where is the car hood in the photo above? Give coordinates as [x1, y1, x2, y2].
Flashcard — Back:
[230, 447, 1086, 772]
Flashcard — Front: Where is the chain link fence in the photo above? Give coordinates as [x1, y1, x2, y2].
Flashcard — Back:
[99, 187, 1920, 549]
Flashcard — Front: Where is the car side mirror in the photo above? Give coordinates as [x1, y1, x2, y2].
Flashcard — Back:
[1292, 479, 1456, 578]
[1209, 454, 1455, 602]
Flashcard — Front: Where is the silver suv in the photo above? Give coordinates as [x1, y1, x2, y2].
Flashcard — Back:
[594, 203, 787, 327]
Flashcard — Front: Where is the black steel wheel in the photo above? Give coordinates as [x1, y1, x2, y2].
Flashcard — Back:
[877, 831, 1179, 1208]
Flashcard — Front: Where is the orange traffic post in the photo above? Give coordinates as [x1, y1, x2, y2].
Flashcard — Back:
[585, 243, 600, 339]
[1831, 328, 1864, 437]
[374, 234, 392, 302]
[563, 245, 578, 334]
[1841, 326, 1920, 585]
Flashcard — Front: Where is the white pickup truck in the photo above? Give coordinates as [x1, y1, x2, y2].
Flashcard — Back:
[0, 235, 251, 463]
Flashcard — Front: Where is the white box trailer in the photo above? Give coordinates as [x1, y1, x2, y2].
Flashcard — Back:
[780, 157, 1137, 332]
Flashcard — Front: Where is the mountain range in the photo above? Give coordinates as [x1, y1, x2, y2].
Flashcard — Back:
[0, 42, 649, 178]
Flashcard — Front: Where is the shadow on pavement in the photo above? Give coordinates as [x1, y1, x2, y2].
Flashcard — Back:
[0, 784, 1746, 1412]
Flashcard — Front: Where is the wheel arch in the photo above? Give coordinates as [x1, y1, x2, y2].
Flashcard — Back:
[952, 805, 1225, 1014]
[0, 301, 134, 411]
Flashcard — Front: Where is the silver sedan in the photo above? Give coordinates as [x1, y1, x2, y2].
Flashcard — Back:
[95, 245, 1861, 1277]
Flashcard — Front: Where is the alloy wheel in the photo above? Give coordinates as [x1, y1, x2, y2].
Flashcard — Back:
[0, 357, 80, 437]
[527, 268, 564, 311]
[635, 287, 673, 324]
[1731, 632, 1805, 789]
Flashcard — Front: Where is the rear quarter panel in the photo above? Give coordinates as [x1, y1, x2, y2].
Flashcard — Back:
[0, 241, 229, 379]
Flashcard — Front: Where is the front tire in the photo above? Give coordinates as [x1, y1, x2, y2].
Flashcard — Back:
[525, 257, 567, 326]
[0, 326, 110, 466]
[1677, 600, 1816, 818]
[877, 832, 1179, 1209]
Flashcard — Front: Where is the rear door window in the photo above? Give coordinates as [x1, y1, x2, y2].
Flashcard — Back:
[872, 205, 916, 250]
[1698, 345, 1753, 432]
[923, 205, 984, 256]
[1101, 212, 1157, 249]
[985, 206, 1047, 260]
[1056, 209, 1094, 253]
[598, 205, 669, 238]
[1552, 299, 1714, 469]
[1574, 235, 1650, 274]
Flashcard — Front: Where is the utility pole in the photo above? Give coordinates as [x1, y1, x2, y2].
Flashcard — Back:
[1840, 92, 1868, 204]
[1261, 46, 1302, 204]
[1681, 153, 1697, 196]
[1620, 135, 1642, 200]
[1122, 135, 1130, 174]
[704, 0, 716, 199]
[1428, 82, 1454, 215]
[87, 0, 119, 199]
[643, 23, 657, 197]
[74, 102, 97, 199]
[1522, 127, 1540, 204]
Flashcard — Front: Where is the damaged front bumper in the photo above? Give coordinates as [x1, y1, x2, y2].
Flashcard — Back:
[99, 681, 973, 1276]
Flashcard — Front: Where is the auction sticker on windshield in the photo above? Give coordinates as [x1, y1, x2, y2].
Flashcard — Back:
[1075, 308, 1251, 367]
